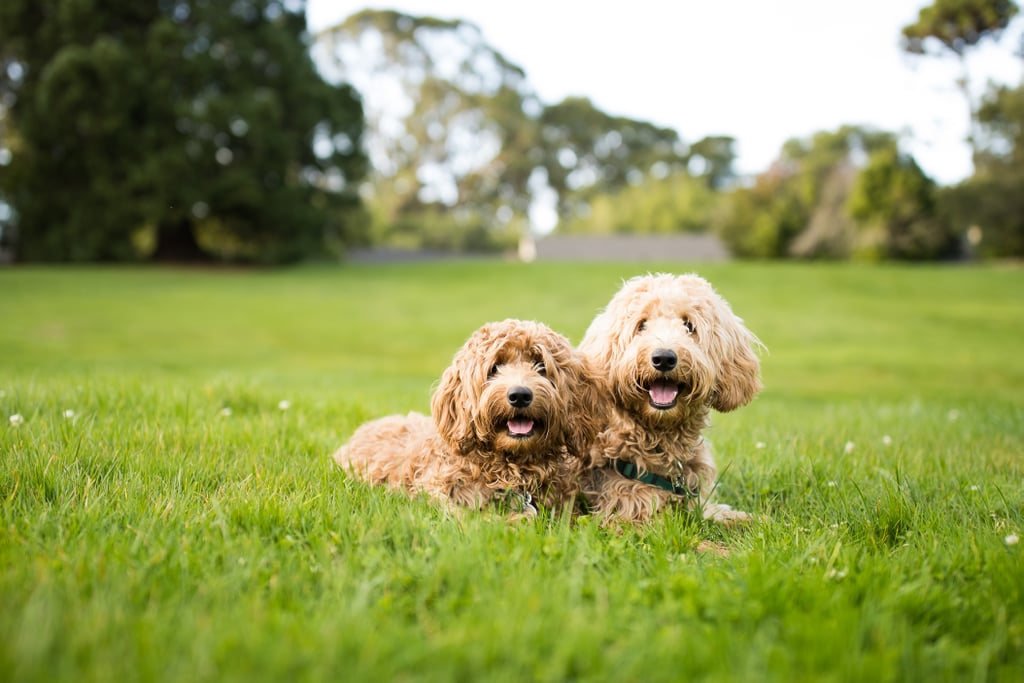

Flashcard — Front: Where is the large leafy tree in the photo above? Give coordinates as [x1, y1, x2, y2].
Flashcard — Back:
[314, 10, 698, 244]
[0, 0, 366, 263]
[901, 0, 1020, 152]
[711, 167, 807, 259]
[849, 146, 959, 260]
[943, 81, 1024, 256]
[537, 97, 688, 222]
[314, 10, 535, 249]
[714, 126, 895, 258]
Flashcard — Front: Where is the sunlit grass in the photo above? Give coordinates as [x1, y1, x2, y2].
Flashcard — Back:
[1, 262, 1022, 681]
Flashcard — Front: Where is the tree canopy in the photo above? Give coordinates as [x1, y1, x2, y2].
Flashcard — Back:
[1, 4, 1016, 263]
[708, 125, 955, 260]
[901, 0, 1021, 155]
[313, 10, 706, 249]
[901, 0, 1019, 57]
[313, 10, 536, 250]
[942, 81, 1024, 257]
[0, 0, 367, 263]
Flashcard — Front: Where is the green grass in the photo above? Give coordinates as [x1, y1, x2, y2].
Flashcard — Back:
[1, 262, 1022, 682]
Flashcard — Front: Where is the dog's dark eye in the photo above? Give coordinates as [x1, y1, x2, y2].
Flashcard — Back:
[535, 361, 546, 376]
[488, 364, 500, 378]
[636, 319, 647, 334]
[682, 319, 695, 335]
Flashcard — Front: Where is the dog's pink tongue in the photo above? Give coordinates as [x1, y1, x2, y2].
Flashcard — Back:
[650, 379, 679, 405]
[507, 418, 535, 435]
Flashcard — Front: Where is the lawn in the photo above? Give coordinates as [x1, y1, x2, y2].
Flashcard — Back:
[1, 262, 1022, 682]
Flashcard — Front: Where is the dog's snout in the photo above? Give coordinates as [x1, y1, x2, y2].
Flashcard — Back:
[506, 386, 533, 408]
[650, 348, 678, 372]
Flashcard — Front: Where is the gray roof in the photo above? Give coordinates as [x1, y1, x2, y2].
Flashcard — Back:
[531, 234, 730, 262]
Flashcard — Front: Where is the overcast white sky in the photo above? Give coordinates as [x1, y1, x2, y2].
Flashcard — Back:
[307, 1, 1024, 185]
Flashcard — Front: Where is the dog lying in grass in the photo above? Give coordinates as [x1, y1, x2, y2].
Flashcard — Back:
[578, 273, 763, 524]
[334, 319, 600, 516]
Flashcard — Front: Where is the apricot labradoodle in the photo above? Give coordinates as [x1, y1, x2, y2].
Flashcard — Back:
[579, 273, 763, 524]
[334, 319, 600, 515]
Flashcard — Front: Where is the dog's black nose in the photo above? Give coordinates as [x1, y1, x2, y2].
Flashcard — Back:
[507, 386, 533, 408]
[651, 348, 678, 372]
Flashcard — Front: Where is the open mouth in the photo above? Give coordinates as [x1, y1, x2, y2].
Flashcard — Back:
[506, 417, 538, 438]
[647, 378, 681, 410]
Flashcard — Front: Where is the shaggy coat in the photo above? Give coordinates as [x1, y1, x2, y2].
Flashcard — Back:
[579, 273, 762, 523]
[334, 319, 601, 514]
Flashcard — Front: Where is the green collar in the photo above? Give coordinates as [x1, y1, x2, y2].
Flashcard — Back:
[610, 459, 699, 498]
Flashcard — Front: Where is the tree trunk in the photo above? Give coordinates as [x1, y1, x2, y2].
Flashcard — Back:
[956, 55, 977, 161]
[152, 219, 209, 263]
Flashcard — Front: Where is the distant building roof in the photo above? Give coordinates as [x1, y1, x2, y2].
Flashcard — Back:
[529, 234, 730, 262]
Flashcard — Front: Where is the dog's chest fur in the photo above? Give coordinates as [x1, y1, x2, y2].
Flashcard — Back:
[436, 440, 581, 508]
[591, 409, 709, 480]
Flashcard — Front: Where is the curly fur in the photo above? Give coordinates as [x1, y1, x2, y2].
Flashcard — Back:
[578, 273, 763, 524]
[334, 319, 601, 515]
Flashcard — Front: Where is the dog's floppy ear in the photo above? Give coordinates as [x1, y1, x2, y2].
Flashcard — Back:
[539, 327, 605, 459]
[707, 299, 763, 412]
[431, 340, 481, 456]
[562, 350, 606, 458]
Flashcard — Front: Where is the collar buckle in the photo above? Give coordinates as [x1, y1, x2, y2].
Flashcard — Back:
[610, 459, 699, 498]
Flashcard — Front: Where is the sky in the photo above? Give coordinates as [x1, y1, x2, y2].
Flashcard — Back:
[306, 1, 1024, 186]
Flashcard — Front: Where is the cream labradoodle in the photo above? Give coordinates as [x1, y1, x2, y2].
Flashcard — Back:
[334, 319, 600, 515]
[579, 273, 763, 524]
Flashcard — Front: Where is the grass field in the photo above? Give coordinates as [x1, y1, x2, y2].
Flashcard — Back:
[1, 261, 1022, 682]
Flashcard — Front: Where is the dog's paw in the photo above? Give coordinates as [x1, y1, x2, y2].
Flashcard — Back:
[702, 502, 751, 526]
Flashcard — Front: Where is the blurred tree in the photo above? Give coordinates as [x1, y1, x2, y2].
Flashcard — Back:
[781, 126, 896, 258]
[559, 172, 719, 236]
[711, 166, 806, 258]
[687, 135, 738, 190]
[0, 0, 366, 263]
[942, 81, 1024, 256]
[314, 10, 536, 250]
[713, 126, 895, 258]
[787, 163, 860, 259]
[849, 145, 959, 259]
[901, 0, 1020, 151]
[780, 126, 896, 208]
[315, 11, 697, 244]
[537, 97, 688, 221]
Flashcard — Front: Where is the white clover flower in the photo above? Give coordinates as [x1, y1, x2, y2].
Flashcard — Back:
[969, 485, 980, 492]
[220, 407, 232, 417]
[278, 400, 291, 411]
[843, 441, 855, 454]
[882, 435, 892, 446]
[9, 413, 24, 426]
[755, 441, 766, 449]
[947, 409, 960, 422]
[826, 481, 838, 488]
[1006, 534, 1019, 546]
[63, 409, 75, 419]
